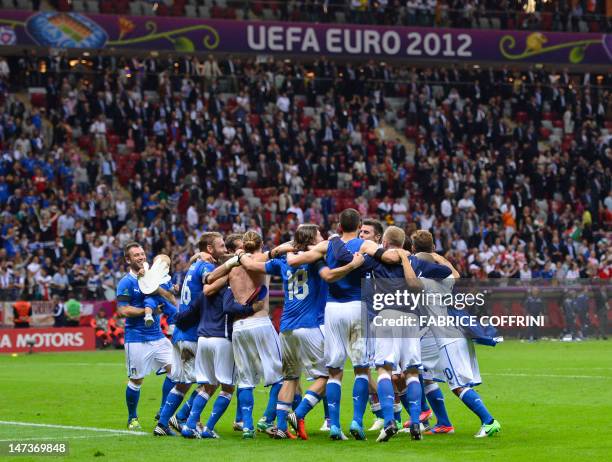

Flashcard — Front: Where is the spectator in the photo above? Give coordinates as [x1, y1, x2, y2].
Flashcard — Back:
[64, 295, 81, 327]
[13, 299, 32, 328]
[52, 294, 67, 327]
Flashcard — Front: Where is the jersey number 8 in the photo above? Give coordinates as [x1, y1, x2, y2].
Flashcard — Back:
[286, 269, 309, 301]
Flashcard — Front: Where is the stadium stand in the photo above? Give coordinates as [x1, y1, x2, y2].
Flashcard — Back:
[0, 49, 610, 304]
[36, 1, 611, 33]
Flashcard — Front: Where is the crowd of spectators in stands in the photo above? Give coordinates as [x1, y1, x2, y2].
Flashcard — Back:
[34, 0, 611, 33]
[0, 49, 610, 304]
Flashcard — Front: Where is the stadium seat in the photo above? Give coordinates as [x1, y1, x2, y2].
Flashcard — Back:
[129, 1, 142, 16]
[72, 0, 86, 12]
[57, 0, 72, 11]
[185, 4, 197, 17]
[85, 0, 99, 12]
[478, 17, 490, 29]
[516, 112, 528, 124]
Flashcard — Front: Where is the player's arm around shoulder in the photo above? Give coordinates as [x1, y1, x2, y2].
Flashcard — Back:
[287, 240, 329, 267]
[397, 249, 423, 291]
[432, 253, 461, 279]
[239, 253, 268, 273]
[318, 252, 365, 283]
[360, 240, 402, 264]
[204, 274, 228, 296]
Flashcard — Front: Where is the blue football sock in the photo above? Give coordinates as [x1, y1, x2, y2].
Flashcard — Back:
[186, 390, 210, 429]
[326, 379, 342, 428]
[125, 382, 141, 421]
[276, 400, 292, 432]
[235, 399, 243, 422]
[406, 376, 422, 427]
[159, 377, 174, 415]
[159, 388, 185, 427]
[399, 390, 411, 416]
[292, 393, 302, 410]
[460, 388, 494, 425]
[376, 374, 395, 426]
[238, 388, 255, 431]
[394, 402, 402, 422]
[176, 390, 197, 421]
[419, 375, 430, 412]
[323, 396, 329, 420]
[295, 390, 321, 420]
[425, 383, 452, 427]
[264, 382, 282, 423]
[206, 392, 232, 431]
[352, 374, 369, 427]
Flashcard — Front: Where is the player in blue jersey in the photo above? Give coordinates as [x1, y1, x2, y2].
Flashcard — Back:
[116, 242, 177, 431]
[212, 230, 283, 439]
[166, 275, 236, 439]
[239, 224, 364, 439]
[359, 227, 451, 442]
[358, 219, 391, 433]
[287, 209, 401, 441]
[154, 232, 227, 436]
[408, 230, 501, 438]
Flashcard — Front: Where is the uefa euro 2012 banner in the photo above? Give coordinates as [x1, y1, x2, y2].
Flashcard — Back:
[0, 10, 611, 65]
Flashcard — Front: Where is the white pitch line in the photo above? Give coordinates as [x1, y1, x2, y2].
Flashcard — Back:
[1, 362, 121, 367]
[484, 372, 610, 380]
[0, 421, 147, 436]
[0, 434, 121, 442]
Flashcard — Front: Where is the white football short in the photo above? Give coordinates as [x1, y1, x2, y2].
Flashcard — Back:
[280, 326, 327, 380]
[437, 338, 482, 390]
[170, 340, 197, 383]
[373, 310, 422, 371]
[324, 301, 369, 369]
[125, 337, 172, 380]
[232, 316, 283, 388]
[194, 336, 235, 386]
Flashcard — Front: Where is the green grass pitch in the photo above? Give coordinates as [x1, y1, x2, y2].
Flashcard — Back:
[1, 340, 611, 461]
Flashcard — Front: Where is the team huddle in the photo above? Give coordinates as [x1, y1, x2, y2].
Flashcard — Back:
[115, 208, 501, 442]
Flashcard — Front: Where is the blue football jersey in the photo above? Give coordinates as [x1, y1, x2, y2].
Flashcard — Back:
[144, 281, 178, 324]
[116, 273, 164, 343]
[326, 236, 364, 303]
[362, 254, 452, 314]
[173, 260, 215, 343]
[409, 256, 452, 279]
[197, 286, 230, 339]
[265, 256, 326, 332]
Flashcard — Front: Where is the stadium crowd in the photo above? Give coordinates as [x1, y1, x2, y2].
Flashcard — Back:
[0, 51, 610, 305]
[34, 0, 611, 33]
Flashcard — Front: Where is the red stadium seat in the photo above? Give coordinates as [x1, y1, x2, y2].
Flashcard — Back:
[30, 93, 46, 107]
[516, 112, 528, 124]
[57, 0, 72, 11]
